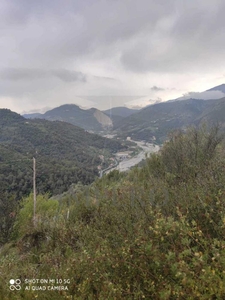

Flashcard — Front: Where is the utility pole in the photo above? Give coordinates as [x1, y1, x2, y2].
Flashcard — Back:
[33, 157, 36, 227]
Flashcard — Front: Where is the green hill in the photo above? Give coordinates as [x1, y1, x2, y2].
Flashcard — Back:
[0, 109, 124, 198]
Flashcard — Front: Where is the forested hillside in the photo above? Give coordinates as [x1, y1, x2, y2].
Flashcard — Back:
[1, 125, 225, 299]
[0, 109, 124, 199]
[115, 97, 225, 142]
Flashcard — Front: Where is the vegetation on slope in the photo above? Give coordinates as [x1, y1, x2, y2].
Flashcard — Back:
[0, 109, 124, 199]
[115, 98, 225, 143]
[1, 125, 225, 299]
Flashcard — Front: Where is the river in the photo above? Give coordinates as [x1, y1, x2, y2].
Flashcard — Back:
[105, 141, 160, 174]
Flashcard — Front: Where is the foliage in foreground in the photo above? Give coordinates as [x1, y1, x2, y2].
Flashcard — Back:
[1, 125, 225, 299]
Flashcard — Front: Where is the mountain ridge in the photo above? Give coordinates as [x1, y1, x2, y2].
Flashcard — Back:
[114, 97, 225, 142]
[23, 104, 113, 132]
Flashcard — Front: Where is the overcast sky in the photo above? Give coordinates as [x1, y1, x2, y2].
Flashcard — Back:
[0, 0, 225, 113]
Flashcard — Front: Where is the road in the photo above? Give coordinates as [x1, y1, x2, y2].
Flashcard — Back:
[105, 141, 160, 174]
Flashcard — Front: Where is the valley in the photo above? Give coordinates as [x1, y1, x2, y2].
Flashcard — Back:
[2, 82, 225, 201]
[1, 85, 225, 299]
[1, 1, 225, 297]
[105, 140, 160, 174]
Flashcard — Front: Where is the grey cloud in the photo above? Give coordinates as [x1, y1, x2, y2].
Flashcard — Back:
[0, 0, 84, 27]
[0, 0, 224, 113]
[0, 68, 48, 81]
[146, 97, 163, 105]
[0, 68, 86, 83]
[120, 0, 225, 73]
[180, 90, 225, 100]
[93, 75, 119, 82]
[3, 0, 225, 74]
[52, 69, 86, 83]
[153, 97, 162, 103]
[0, 0, 177, 67]
[151, 86, 165, 92]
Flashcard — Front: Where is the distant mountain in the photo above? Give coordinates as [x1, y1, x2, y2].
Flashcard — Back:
[22, 84, 225, 143]
[114, 97, 225, 143]
[196, 97, 225, 125]
[0, 109, 124, 198]
[170, 83, 225, 102]
[103, 107, 139, 118]
[102, 106, 139, 125]
[206, 84, 225, 93]
[114, 99, 201, 141]
[23, 104, 113, 131]
[23, 112, 42, 118]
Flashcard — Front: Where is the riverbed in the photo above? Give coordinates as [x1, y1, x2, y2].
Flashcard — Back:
[105, 141, 160, 174]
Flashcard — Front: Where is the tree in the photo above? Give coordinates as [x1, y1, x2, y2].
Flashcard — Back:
[159, 124, 224, 183]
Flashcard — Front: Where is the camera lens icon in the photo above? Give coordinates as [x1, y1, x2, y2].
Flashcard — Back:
[9, 279, 21, 291]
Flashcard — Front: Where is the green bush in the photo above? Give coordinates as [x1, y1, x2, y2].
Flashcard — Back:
[13, 193, 59, 239]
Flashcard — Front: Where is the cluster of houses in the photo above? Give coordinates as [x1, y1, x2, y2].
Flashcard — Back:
[115, 151, 132, 160]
